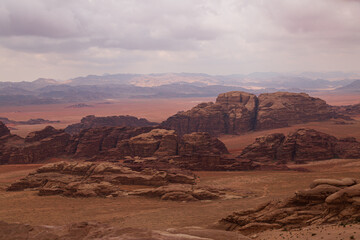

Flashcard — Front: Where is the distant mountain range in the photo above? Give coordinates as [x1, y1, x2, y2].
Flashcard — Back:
[0, 73, 359, 106]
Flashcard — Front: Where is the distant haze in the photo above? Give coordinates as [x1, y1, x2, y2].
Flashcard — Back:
[1, 0, 360, 82]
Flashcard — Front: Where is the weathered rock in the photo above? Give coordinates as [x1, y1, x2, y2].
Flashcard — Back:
[256, 92, 335, 130]
[0, 121, 10, 137]
[161, 91, 258, 136]
[65, 115, 158, 135]
[72, 126, 155, 157]
[7, 161, 197, 199]
[239, 128, 360, 163]
[0, 221, 249, 240]
[25, 126, 64, 143]
[161, 91, 338, 136]
[116, 129, 178, 157]
[218, 178, 360, 235]
[0, 127, 71, 164]
[130, 184, 221, 201]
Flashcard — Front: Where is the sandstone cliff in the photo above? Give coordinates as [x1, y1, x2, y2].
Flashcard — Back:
[161, 91, 338, 136]
[239, 128, 360, 163]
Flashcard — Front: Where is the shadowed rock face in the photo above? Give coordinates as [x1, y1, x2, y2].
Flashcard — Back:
[240, 128, 360, 163]
[0, 121, 10, 137]
[218, 178, 360, 235]
[0, 123, 71, 165]
[161, 91, 337, 136]
[161, 91, 258, 136]
[65, 115, 158, 135]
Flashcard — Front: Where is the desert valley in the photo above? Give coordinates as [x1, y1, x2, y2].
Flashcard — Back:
[1, 84, 360, 239]
[2, 1, 360, 239]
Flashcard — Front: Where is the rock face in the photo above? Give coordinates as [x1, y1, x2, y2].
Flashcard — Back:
[219, 178, 360, 235]
[240, 129, 360, 163]
[0, 121, 10, 137]
[0, 221, 248, 240]
[161, 91, 258, 136]
[161, 91, 337, 136]
[256, 92, 335, 130]
[65, 115, 158, 135]
[72, 126, 155, 158]
[0, 124, 71, 164]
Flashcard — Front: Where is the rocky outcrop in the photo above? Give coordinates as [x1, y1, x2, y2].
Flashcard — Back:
[7, 161, 230, 202]
[72, 126, 155, 158]
[0, 121, 10, 137]
[240, 129, 360, 163]
[0, 124, 71, 164]
[65, 115, 158, 135]
[7, 161, 197, 198]
[161, 91, 258, 136]
[256, 92, 335, 130]
[116, 129, 178, 157]
[161, 91, 338, 136]
[0, 221, 248, 240]
[219, 178, 360, 235]
[333, 103, 360, 116]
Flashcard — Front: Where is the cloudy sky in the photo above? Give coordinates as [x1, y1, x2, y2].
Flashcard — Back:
[1, 0, 360, 82]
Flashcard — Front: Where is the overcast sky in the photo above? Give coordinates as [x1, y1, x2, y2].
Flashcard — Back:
[1, 0, 360, 82]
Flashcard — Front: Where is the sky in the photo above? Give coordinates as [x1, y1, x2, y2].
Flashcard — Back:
[1, 0, 360, 82]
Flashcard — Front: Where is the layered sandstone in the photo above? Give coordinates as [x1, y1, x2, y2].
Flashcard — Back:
[240, 128, 360, 163]
[161, 91, 337, 136]
[219, 178, 360, 235]
[65, 115, 158, 135]
[0, 124, 70, 164]
[161, 91, 258, 136]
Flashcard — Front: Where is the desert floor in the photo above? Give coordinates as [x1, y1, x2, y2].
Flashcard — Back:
[1, 95, 360, 239]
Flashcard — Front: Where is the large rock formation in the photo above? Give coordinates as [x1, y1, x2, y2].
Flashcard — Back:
[0, 122, 239, 171]
[161, 91, 258, 136]
[161, 91, 338, 136]
[7, 161, 226, 202]
[0, 121, 10, 137]
[0, 221, 248, 240]
[240, 128, 360, 163]
[333, 103, 360, 116]
[255, 92, 335, 130]
[0, 124, 71, 164]
[218, 178, 360, 235]
[65, 115, 158, 135]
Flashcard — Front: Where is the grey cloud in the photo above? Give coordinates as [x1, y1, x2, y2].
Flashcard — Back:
[0, 0, 222, 52]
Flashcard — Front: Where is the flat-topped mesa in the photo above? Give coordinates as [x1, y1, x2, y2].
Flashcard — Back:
[65, 115, 158, 135]
[161, 91, 337, 136]
[161, 91, 258, 136]
[256, 92, 335, 130]
[0, 121, 10, 137]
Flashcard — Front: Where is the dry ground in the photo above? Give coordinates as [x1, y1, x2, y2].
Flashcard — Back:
[1, 159, 360, 239]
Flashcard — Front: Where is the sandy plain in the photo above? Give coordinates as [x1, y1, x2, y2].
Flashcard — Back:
[0, 94, 360, 239]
